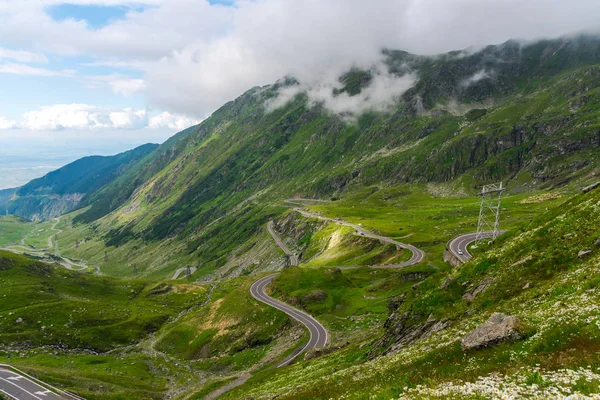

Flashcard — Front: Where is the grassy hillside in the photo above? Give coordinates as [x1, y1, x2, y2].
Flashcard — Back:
[0, 251, 206, 351]
[41, 36, 597, 280]
[221, 185, 600, 399]
[0, 215, 33, 247]
[0, 250, 217, 398]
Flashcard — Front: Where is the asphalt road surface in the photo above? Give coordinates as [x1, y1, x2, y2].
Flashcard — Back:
[250, 274, 328, 367]
[0, 368, 63, 400]
[447, 231, 506, 263]
[291, 207, 425, 268]
[267, 221, 299, 266]
[251, 209, 426, 367]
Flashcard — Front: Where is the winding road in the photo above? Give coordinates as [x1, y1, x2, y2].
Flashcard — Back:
[0, 365, 83, 400]
[447, 231, 506, 263]
[291, 207, 425, 268]
[248, 208, 426, 368]
[250, 274, 328, 367]
[0, 217, 89, 272]
[267, 221, 298, 267]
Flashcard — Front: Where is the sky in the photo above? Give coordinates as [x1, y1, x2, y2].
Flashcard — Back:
[0, 0, 599, 189]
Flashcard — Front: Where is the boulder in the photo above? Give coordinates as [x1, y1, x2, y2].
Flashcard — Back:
[583, 182, 600, 193]
[462, 277, 493, 302]
[368, 311, 450, 357]
[461, 312, 522, 351]
[15, 317, 23, 324]
[302, 289, 328, 303]
[522, 282, 532, 290]
[440, 277, 456, 289]
[579, 249, 593, 258]
[595, 237, 600, 247]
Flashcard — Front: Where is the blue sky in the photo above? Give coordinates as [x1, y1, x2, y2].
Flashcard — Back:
[47, 4, 139, 29]
[0, 0, 598, 189]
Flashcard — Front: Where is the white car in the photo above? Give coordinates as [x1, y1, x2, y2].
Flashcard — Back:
[457, 250, 464, 255]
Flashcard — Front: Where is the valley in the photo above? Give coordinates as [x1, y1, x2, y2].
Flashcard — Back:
[0, 33, 599, 399]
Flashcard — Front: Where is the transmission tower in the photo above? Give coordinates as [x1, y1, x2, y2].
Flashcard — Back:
[475, 182, 505, 244]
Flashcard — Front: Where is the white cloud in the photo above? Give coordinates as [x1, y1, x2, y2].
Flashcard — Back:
[0, 62, 75, 77]
[460, 69, 490, 87]
[83, 74, 146, 96]
[0, 47, 47, 63]
[0, 0, 599, 119]
[148, 111, 200, 130]
[109, 108, 147, 129]
[21, 104, 106, 130]
[0, 117, 17, 129]
[267, 65, 418, 116]
[0, 104, 195, 131]
[109, 78, 146, 96]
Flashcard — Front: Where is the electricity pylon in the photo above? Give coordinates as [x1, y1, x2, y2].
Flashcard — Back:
[476, 182, 505, 244]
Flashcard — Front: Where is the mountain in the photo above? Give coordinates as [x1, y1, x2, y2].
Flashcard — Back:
[222, 173, 600, 399]
[1, 34, 600, 399]
[53, 34, 600, 279]
[0, 143, 158, 221]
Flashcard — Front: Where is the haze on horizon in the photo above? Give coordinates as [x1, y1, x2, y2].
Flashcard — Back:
[1, 0, 599, 188]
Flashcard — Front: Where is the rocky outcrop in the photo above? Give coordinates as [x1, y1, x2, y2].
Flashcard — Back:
[578, 249, 593, 258]
[302, 289, 328, 304]
[461, 313, 522, 351]
[462, 277, 493, 302]
[369, 295, 450, 357]
[583, 182, 600, 193]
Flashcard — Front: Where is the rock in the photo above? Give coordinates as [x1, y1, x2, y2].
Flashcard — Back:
[461, 312, 522, 351]
[304, 345, 340, 360]
[387, 295, 405, 312]
[583, 182, 600, 193]
[302, 289, 328, 303]
[15, 317, 23, 324]
[369, 311, 450, 357]
[440, 277, 456, 289]
[522, 282, 532, 290]
[400, 272, 431, 284]
[511, 255, 533, 267]
[578, 249, 593, 258]
[595, 237, 600, 247]
[462, 277, 493, 302]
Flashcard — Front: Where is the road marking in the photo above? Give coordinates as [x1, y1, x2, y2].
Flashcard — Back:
[35, 390, 53, 396]
[0, 376, 45, 400]
[7, 375, 24, 380]
[250, 274, 327, 368]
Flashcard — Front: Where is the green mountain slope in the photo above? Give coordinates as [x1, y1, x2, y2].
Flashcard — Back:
[0, 143, 158, 221]
[55, 35, 600, 279]
[0, 250, 208, 398]
[222, 183, 600, 400]
[1, 34, 600, 399]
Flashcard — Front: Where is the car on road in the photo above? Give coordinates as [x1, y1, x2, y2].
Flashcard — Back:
[458, 250, 464, 255]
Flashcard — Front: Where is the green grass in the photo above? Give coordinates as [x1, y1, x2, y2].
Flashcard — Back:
[270, 265, 436, 344]
[220, 187, 600, 399]
[300, 222, 411, 267]
[0, 215, 33, 247]
[305, 185, 567, 263]
[2, 352, 195, 400]
[0, 251, 207, 352]
[153, 275, 297, 371]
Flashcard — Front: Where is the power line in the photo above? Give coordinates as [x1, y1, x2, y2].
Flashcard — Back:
[476, 182, 504, 244]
